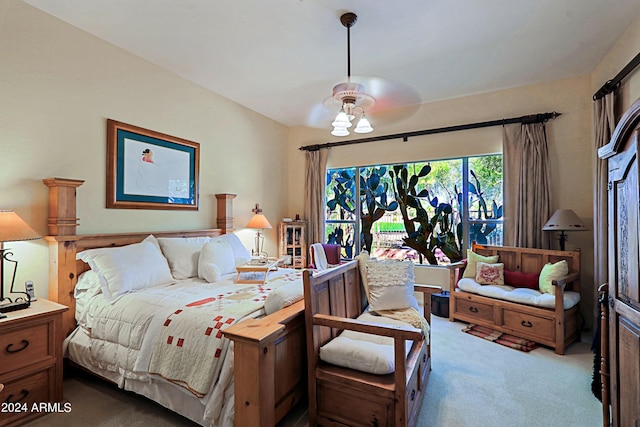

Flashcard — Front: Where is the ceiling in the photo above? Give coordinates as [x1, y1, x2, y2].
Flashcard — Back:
[22, 0, 640, 128]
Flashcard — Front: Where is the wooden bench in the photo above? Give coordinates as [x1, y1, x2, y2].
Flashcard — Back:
[447, 243, 581, 354]
[303, 260, 440, 427]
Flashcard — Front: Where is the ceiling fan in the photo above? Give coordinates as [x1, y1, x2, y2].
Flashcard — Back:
[319, 12, 421, 137]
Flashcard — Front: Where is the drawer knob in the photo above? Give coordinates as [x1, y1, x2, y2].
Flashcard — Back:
[469, 306, 478, 313]
[6, 339, 29, 353]
[4, 389, 29, 404]
[410, 389, 416, 401]
[422, 353, 427, 363]
[521, 320, 533, 328]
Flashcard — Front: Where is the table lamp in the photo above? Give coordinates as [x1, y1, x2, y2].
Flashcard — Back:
[542, 209, 587, 251]
[0, 210, 41, 313]
[246, 204, 272, 258]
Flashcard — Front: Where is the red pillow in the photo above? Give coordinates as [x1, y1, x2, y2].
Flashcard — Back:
[504, 270, 539, 290]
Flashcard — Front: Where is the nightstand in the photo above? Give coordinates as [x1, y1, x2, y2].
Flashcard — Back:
[0, 299, 68, 426]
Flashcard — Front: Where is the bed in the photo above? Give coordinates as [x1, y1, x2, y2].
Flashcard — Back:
[42, 178, 306, 427]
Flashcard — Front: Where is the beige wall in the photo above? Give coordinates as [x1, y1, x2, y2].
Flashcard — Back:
[592, 14, 640, 112]
[1, 1, 289, 299]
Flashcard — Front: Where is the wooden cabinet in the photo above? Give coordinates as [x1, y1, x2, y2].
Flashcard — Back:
[279, 221, 306, 269]
[0, 299, 68, 426]
[598, 98, 640, 427]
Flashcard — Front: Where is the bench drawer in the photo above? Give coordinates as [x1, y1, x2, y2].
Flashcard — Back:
[455, 298, 494, 323]
[503, 309, 554, 340]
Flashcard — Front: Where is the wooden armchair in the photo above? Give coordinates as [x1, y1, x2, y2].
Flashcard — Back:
[303, 260, 440, 427]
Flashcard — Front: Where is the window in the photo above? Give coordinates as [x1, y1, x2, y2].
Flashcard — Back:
[325, 155, 503, 265]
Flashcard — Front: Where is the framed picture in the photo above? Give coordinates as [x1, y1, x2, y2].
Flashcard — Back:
[106, 119, 200, 210]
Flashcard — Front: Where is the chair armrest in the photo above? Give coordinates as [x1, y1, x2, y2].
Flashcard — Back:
[445, 261, 466, 270]
[312, 313, 423, 341]
[552, 272, 580, 289]
[413, 283, 442, 294]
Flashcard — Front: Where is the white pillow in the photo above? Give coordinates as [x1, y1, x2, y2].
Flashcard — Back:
[76, 235, 173, 302]
[198, 240, 236, 283]
[365, 258, 419, 312]
[210, 233, 251, 266]
[157, 236, 212, 279]
[319, 312, 413, 375]
[264, 281, 304, 315]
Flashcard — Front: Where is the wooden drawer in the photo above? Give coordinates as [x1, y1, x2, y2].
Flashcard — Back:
[0, 367, 53, 426]
[0, 322, 51, 376]
[503, 309, 554, 340]
[318, 380, 393, 426]
[408, 345, 428, 424]
[455, 298, 494, 323]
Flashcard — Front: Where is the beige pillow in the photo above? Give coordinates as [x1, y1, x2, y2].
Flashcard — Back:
[539, 260, 569, 295]
[365, 258, 418, 312]
[463, 250, 499, 279]
[475, 262, 505, 285]
[355, 251, 371, 298]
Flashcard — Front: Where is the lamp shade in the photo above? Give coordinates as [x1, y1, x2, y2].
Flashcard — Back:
[246, 214, 273, 230]
[542, 209, 588, 231]
[0, 210, 41, 242]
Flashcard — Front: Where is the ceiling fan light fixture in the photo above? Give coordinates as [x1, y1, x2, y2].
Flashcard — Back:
[331, 126, 350, 137]
[354, 115, 373, 133]
[331, 107, 352, 128]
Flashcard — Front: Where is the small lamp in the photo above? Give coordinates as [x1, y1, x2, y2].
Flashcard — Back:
[542, 209, 587, 251]
[0, 210, 41, 313]
[246, 204, 272, 258]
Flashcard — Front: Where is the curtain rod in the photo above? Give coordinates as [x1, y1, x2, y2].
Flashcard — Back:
[593, 51, 640, 100]
[299, 111, 561, 152]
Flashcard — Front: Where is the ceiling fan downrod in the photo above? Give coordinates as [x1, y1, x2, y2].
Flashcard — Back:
[340, 12, 357, 79]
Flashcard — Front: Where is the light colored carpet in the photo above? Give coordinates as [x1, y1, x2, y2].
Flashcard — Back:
[25, 316, 601, 427]
[420, 315, 602, 427]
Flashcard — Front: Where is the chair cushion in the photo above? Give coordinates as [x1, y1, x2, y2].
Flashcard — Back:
[319, 312, 414, 375]
[456, 278, 580, 309]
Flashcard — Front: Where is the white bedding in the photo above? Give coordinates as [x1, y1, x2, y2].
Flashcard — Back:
[65, 268, 303, 427]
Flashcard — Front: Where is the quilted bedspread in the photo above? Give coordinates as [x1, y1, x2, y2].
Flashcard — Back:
[75, 269, 302, 426]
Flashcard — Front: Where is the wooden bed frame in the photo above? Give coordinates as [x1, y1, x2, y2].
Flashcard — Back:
[42, 177, 306, 427]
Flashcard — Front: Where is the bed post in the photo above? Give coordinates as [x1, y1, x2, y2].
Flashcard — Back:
[215, 193, 236, 233]
[43, 177, 84, 336]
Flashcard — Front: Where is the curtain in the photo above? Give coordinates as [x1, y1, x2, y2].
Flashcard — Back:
[502, 123, 552, 248]
[593, 92, 615, 314]
[304, 149, 328, 245]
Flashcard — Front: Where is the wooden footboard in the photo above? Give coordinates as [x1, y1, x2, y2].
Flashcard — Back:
[223, 300, 306, 427]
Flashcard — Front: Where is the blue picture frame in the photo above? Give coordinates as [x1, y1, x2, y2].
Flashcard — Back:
[107, 119, 200, 210]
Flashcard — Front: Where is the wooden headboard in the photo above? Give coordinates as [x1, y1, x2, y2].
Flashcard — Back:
[42, 177, 237, 336]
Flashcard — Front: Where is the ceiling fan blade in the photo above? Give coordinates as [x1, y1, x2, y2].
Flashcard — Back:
[348, 75, 421, 114]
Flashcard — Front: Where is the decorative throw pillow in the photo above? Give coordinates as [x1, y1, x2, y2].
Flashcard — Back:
[475, 262, 505, 285]
[76, 235, 173, 302]
[462, 250, 499, 279]
[365, 258, 419, 312]
[504, 270, 540, 290]
[539, 260, 569, 295]
[198, 240, 236, 283]
[157, 236, 212, 279]
[355, 251, 371, 299]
